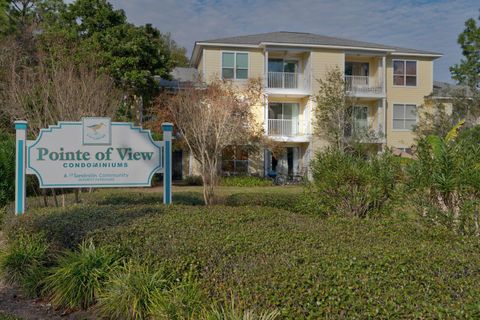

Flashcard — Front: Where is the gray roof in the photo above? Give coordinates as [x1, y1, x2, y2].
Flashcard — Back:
[170, 67, 199, 82]
[432, 81, 471, 98]
[197, 31, 442, 55]
[156, 67, 201, 91]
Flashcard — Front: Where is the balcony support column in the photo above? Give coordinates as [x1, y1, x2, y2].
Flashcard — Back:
[382, 56, 386, 95]
[264, 49, 268, 87]
[378, 98, 387, 141]
[263, 94, 268, 135]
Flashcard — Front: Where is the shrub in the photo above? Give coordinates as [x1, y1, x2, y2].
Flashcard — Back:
[220, 176, 272, 187]
[407, 125, 480, 235]
[0, 133, 15, 207]
[43, 240, 118, 309]
[97, 260, 171, 320]
[225, 192, 301, 211]
[303, 148, 401, 217]
[87, 206, 480, 318]
[185, 175, 203, 186]
[0, 231, 50, 297]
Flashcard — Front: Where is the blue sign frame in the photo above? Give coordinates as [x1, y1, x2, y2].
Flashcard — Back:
[14, 120, 174, 214]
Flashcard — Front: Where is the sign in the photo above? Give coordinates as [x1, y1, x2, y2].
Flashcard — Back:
[14, 118, 174, 214]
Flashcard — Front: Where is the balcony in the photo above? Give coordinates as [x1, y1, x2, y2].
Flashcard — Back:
[267, 119, 298, 136]
[345, 75, 384, 97]
[266, 119, 310, 143]
[265, 71, 311, 96]
[268, 72, 299, 89]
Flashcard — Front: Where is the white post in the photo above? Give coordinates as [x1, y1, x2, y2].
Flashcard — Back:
[264, 49, 269, 88]
[14, 121, 27, 215]
[382, 56, 386, 95]
[162, 123, 173, 205]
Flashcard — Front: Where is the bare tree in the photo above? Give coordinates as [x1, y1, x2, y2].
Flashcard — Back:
[0, 37, 121, 205]
[0, 38, 122, 136]
[166, 78, 263, 205]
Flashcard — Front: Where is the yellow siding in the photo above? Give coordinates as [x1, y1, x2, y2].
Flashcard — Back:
[197, 52, 204, 80]
[202, 47, 221, 82]
[196, 46, 437, 152]
[201, 47, 264, 83]
[386, 57, 434, 148]
[249, 50, 264, 79]
[310, 49, 344, 93]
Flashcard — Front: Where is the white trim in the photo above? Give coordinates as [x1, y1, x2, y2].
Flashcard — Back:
[197, 42, 259, 48]
[382, 56, 386, 95]
[392, 59, 418, 88]
[202, 48, 206, 80]
[391, 103, 418, 132]
[261, 42, 395, 52]
[391, 52, 442, 57]
[221, 51, 249, 80]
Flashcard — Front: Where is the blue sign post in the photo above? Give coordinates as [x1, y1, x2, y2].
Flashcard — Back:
[14, 121, 27, 215]
[162, 123, 173, 205]
[14, 119, 173, 214]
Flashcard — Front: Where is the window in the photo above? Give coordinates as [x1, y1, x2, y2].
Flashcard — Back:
[222, 146, 249, 174]
[267, 59, 299, 88]
[222, 52, 248, 80]
[393, 104, 417, 130]
[397, 147, 413, 155]
[393, 60, 417, 86]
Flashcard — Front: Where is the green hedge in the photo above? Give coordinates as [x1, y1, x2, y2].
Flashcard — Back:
[6, 200, 480, 318]
[0, 133, 15, 207]
[220, 176, 273, 187]
[224, 191, 301, 211]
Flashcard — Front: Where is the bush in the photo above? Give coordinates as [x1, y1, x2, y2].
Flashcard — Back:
[86, 207, 480, 318]
[0, 133, 15, 207]
[220, 176, 272, 187]
[407, 125, 480, 236]
[225, 192, 301, 211]
[303, 148, 401, 217]
[43, 240, 119, 309]
[0, 231, 50, 297]
[185, 175, 203, 186]
[97, 261, 172, 320]
[7, 190, 480, 318]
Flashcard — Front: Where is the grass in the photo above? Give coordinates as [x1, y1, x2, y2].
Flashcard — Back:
[0, 232, 50, 297]
[2, 186, 480, 318]
[43, 240, 119, 309]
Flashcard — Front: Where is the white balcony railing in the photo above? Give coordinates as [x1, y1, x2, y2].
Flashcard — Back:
[345, 75, 383, 95]
[268, 72, 298, 89]
[268, 119, 298, 136]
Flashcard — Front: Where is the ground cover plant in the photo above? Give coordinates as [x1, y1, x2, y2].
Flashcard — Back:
[1, 187, 480, 319]
[220, 176, 273, 187]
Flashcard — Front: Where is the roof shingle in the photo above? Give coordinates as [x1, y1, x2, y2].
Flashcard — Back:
[197, 31, 442, 55]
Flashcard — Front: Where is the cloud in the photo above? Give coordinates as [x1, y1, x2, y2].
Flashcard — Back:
[108, 0, 478, 82]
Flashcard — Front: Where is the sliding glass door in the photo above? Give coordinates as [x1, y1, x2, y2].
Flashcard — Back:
[268, 59, 298, 88]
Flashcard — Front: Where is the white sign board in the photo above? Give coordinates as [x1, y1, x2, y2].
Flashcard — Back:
[26, 118, 163, 188]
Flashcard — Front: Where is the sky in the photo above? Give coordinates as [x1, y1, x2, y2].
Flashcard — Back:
[107, 0, 478, 83]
